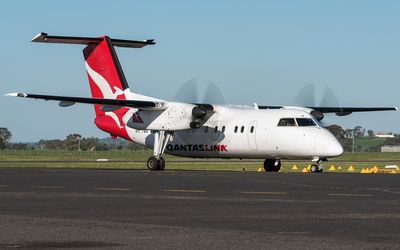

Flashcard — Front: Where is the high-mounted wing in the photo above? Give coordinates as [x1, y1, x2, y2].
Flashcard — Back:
[5, 93, 167, 110]
[258, 105, 397, 121]
[307, 106, 398, 116]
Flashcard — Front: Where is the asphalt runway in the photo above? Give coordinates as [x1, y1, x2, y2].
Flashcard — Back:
[0, 169, 399, 249]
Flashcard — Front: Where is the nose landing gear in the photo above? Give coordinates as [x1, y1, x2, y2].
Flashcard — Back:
[310, 164, 323, 173]
[310, 158, 325, 173]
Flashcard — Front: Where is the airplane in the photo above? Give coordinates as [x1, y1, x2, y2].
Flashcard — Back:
[6, 33, 398, 173]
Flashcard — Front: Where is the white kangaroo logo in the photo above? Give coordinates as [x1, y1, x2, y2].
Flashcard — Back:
[85, 61, 124, 128]
[85, 62, 124, 99]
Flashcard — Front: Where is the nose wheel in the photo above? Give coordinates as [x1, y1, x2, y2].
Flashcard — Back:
[310, 164, 323, 173]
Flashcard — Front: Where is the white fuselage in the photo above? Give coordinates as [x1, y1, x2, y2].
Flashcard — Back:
[122, 104, 343, 160]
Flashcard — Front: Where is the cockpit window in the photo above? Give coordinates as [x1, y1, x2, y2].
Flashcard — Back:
[278, 118, 296, 127]
[296, 118, 316, 126]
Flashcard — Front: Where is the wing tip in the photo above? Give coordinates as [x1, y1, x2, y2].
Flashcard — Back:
[5, 92, 27, 97]
[31, 32, 47, 42]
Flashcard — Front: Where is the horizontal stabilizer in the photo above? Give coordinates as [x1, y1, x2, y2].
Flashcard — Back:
[5, 92, 167, 110]
[31, 33, 155, 48]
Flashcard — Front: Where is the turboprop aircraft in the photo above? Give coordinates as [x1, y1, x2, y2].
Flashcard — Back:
[6, 33, 398, 172]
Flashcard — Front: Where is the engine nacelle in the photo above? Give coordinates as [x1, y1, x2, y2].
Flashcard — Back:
[123, 102, 199, 131]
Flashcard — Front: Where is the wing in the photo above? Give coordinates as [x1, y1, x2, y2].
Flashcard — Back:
[307, 106, 398, 116]
[5, 92, 167, 110]
[258, 105, 397, 121]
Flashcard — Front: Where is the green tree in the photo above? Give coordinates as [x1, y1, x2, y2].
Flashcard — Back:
[0, 128, 12, 150]
[79, 137, 108, 151]
[44, 140, 65, 150]
[353, 126, 364, 139]
[344, 129, 353, 138]
[64, 134, 82, 150]
[367, 130, 375, 137]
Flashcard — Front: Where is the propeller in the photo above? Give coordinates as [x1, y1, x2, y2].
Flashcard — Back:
[175, 78, 226, 129]
[294, 83, 342, 124]
[174, 78, 226, 104]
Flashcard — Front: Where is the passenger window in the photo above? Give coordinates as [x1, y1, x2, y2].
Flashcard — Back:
[250, 126, 254, 133]
[214, 126, 218, 133]
[222, 126, 226, 133]
[241, 126, 244, 133]
[278, 118, 296, 127]
[296, 118, 316, 126]
[234, 126, 238, 133]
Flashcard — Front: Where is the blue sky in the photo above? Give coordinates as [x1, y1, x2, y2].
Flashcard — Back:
[1, 0, 399, 142]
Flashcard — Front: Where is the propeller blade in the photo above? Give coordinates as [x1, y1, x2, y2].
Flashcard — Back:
[202, 80, 226, 104]
[294, 83, 316, 107]
[175, 78, 226, 105]
[174, 78, 200, 103]
[320, 86, 340, 108]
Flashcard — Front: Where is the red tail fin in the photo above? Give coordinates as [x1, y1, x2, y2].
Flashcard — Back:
[83, 37, 129, 117]
[30, 33, 155, 140]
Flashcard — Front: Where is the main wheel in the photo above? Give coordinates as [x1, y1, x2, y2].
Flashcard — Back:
[147, 156, 160, 171]
[264, 159, 281, 172]
[159, 157, 166, 171]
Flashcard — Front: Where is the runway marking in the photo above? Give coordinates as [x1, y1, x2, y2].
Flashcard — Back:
[31, 186, 66, 189]
[241, 191, 288, 195]
[162, 189, 207, 193]
[94, 187, 131, 191]
[327, 193, 373, 197]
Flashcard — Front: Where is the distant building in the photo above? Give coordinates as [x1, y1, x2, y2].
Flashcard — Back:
[381, 145, 400, 152]
[375, 132, 395, 138]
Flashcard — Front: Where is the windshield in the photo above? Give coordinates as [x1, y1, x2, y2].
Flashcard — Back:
[278, 118, 296, 126]
[296, 118, 316, 126]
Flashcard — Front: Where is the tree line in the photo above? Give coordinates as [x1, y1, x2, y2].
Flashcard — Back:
[325, 125, 400, 152]
[0, 128, 144, 151]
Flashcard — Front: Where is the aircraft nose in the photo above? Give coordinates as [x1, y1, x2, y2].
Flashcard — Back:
[328, 139, 344, 157]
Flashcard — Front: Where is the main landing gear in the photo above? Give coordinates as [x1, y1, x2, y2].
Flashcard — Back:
[263, 159, 281, 172]
[147, 131, 172, 171]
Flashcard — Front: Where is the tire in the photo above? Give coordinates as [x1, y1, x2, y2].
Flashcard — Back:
[264, 159, 281, 172]
[147, 156, 160, 171]
[159, 157, 166, 171]
[310, 164, 320, 173]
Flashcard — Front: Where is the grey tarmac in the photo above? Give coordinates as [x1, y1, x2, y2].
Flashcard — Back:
[0, 168, 399, 249]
